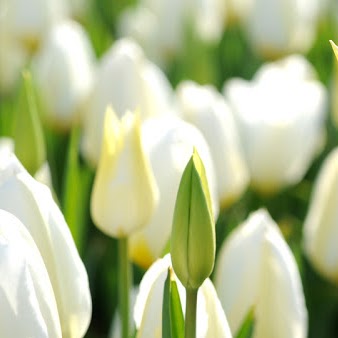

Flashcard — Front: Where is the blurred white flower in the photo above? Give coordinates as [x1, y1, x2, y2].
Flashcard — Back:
[32, 20, 95, 131]
[176, 81, 249, 208]
[331, 40, 338, 129]
[214, 209, 308, 338]
[91, 108, 159, 238]
[224, 55, 327, 194]
[117, 0, 226, 67]
[1, 0, 68, 51]
[303, 147, 338, 284]
[134, 254, 232, 338]
[81, 38, 174, 167]
[0, 154, 92, 338]
[129, 116, 218, 269]
[243, 0, 322, 58]
[0, 209, 62, 338]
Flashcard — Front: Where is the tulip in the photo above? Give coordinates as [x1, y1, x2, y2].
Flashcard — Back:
[129, 116, 219, 269]
[0, 154, 92, 338]
[134, 254, 232, 338]
[81, 38, 174, 167]
[1, 0, 68, 51]
[91, 107, 159, 238]
[176, 81, 249, 208]
[117, 0, 226, 67]
[32, 20, 95, 131]
[214, 209, 308, 338]
[0, 209, 62, 338]
[331, 40, 338, 128]
[242, 0, 320, 58]
[224, 54, 327, 194]
[303, 147, 338, 284]
[171, 148, 215, 291]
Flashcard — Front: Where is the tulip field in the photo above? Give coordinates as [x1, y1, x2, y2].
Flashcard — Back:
[1, 0, 338, 337]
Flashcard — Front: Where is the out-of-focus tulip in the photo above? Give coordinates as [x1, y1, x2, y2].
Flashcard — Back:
[129, 116, 218, 269]
[0, 154, 92, 338]
[118, 0, 226, 67]
[0, 33, 28, 94]
[331, 40, 338, 128]
[303, 147, 338, 284]
[176, 81, 249, 207]
[224, 55, 327, 194]
[1, 0, 68, 51]
[214, 209, 307, 338]
[171, 149, 215, 290]
[32, 20, 95, 131]
[243, 0, 321, 58]
[81, 38, 174, 167]
[0, 209, 62, 338]
[134, 254, 232, 338]
[91, 108, 158, 238]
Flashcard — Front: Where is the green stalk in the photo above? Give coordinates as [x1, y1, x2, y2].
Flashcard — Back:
[118, 237, 131, 338]
[185, 288, 198, 338]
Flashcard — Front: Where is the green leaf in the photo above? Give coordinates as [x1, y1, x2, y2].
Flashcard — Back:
[162, 268, 185, 338]
[235, 307, 255, 338]
[62, 125, 93, 255]
[13, 70, 46, 174]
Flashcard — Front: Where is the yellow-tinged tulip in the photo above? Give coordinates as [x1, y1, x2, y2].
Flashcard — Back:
[171, 149, 215, 290]
[0, 209, 62, 338]
[303, 147, 338, 284]
[91, 107, 159, 238]
[330, 40, 338, 61]
[134, 254, 232, 338]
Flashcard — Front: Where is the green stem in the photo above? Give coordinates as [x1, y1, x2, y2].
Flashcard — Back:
[185, 288, 198, 338]
[118, 237, 131, 338]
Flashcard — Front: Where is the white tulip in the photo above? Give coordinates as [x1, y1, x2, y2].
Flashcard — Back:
[176, 81, 249, 208]
[129, 116, 218, 268]
[134, 254, 232, 338]
[32, 20, 95, 131]
[81, 38, 174, 167]
[303, 147, 338, 284]
[0, 209, 62, 338]
[91, 108, 159, 238]
[117, 0, 226, 67]
[224, 55, 327, 194]
[0, 154, 92, 338]
[243, 0, 321, 58]
[1, 0, 68, 51]
[214, 209, 307, 338]
[331, 40, 338, 129]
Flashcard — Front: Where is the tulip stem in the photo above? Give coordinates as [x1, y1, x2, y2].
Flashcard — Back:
[118, 237, 131, 338]
[185, 288, 198, 338]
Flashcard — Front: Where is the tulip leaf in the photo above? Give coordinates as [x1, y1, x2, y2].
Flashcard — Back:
[13, 70, 46, 175]
[162, 268, 185, 338]
[235, 307, 255, 338]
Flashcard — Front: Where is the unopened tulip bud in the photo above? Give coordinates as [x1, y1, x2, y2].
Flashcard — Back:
[171, 149, 215, 290]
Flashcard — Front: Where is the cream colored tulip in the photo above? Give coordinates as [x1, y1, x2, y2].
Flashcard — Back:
[129, 116, 218, 269]
[32, 20, 95, 131]
[134, 254, 232, 338]
[0, 154, 92, 338]
[176, 81, 249, 208]
[214, 209, 307, 338]
[224, 55, 327, 194]
[1, 0, 68, 51]
[81, 38, 174, 167]
[243, 0, 321, 58]
[331, 40, 338, 128]
[0, 209, 62, 338]
[91, 108, 159, 238]
[303, 147, 338, 284]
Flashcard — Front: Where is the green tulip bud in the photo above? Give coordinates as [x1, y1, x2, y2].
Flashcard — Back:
[171, 148, 215, 290]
